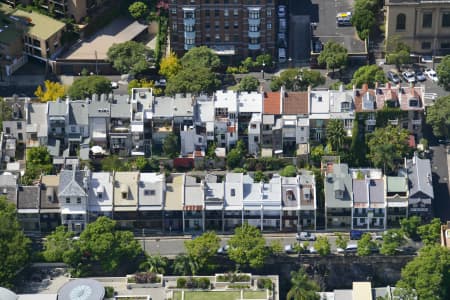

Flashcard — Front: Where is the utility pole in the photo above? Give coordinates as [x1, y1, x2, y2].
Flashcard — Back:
[95, 50, 98, 75]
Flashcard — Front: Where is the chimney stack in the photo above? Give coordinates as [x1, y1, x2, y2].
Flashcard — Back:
[362, 84, 368, 92]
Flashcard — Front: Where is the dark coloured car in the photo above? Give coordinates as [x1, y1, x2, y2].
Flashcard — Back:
[386, 71, 401, 84]
[350, 230, 363, 240]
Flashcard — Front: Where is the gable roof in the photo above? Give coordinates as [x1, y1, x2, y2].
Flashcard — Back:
[17, 186, 40, 209]
[264, 92, 281, 114]
[58, 169, 87, 197]
[407, 154, 433, 198]
[68, 101, 89, 125]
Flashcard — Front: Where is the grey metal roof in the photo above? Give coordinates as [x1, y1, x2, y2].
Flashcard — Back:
[58, 169, 87, 197]
[353, 180, 367, 204]
[17, 186, 40, 209]
[68, 101, 89, 125]
[110, 95, 130, 119]
[88, 97, 111, 117]
[27, 103, 48, 137]
[173, 95, 194, 117]
[48, 100, 67, 116]
[47, 138, 61, 157]
[406, 154, 434, 199]
[154, 96, 174, 117]
[369, 179, 384, 203]
[325, 164, 353, 208]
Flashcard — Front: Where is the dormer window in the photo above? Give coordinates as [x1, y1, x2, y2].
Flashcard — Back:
[77, 197, 81, 204]
[318, 96, 322, 102]
[122, 192, 127, 199]
[66, 197, 70, 204]
[144, 189, 156, 196]
[97, 192, 103, 199]
[231, 188, 236, 197]
[409, 98, 419, 107]
[286, 190, 295, 201]
[335, 190, 344, 199]
[341, 102, 350, 112]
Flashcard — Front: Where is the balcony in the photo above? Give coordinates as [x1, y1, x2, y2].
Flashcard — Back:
[184, 44, 194, 51]
[184, 18, 195, 27]
[248, 31, 261, 38]
[248, 18, 260, 26]
[184, 31, 196, 39]
[388, 119, 398, 125]
[412, 119, 422, 125]
[365, 119, 376, 126]
[248, 43, 261, 50]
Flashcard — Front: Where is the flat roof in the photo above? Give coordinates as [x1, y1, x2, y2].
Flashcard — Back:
[12, 9, 65, 40]
[0, 5, 22, 45]
[352, 282, 372, 300]
[63, 17, 147, 60]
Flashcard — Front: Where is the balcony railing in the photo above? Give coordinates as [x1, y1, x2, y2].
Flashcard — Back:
[184, 18, 195, 26]
[248, 43, 261, 50]
[248, 31, 261, 38]
[412, 119, 422, 125]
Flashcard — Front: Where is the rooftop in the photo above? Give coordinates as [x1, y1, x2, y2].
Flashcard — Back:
[263, 92, 281, 114]
[113, 172, 139, 209]
[138, 173, 165, 208]
[0, 4, 22, 45]
[12, 8, 65, 40]
[88, 172, 113, 211]
[165, 174, 184, 210]
[283, 92, 308, 115]
[17, 186, 40, 210]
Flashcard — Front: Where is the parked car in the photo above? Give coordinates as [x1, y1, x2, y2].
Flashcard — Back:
[110, 81, 119, 89]
[277, 5, 286, 17]
[345, 244, 358, 253]
[336, 12, 352, 26]
[217, 245, 230, 255]
[296, 232, 316, 241]
[284, 244, 296, 254]
[350, 230, 363, 240]
[414, 69, 426, 82]
[402, 71, 416, 83]
[156, 78, 167, 87]
[425, 68, 438, 82]
[373, 233, 383, 241]
[386, 71, 401, 84]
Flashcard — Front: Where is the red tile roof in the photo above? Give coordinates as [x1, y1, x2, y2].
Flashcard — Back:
[283, 92, 308, 115]
[264, 92, 281, 114]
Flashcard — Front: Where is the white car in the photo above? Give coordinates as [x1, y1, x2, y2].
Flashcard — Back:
[402, 71, 416, 83]
[425, 68, 438, 82]
[296, 232, 317, 241]
[110, 81, 119, 89]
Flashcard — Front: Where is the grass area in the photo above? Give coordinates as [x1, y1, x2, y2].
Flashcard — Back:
[173, 291, 267, 300]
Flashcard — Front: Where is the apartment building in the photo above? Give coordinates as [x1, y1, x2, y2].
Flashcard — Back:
[168, 0, 277, 60]
[385, 0, 450, 56]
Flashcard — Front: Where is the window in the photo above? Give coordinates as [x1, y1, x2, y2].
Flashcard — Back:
[18, 133, 23, 141]
[77, 197, 81, 204]
[71, 126, 76, 132]
[173, 23, 177, 31]
[66, 197, 70, 204]
[97, 192, 102, 199]
[122, 192, 127, 199]
[267, 9, 272, 17]
[215, 9, 219, 17]
[224, 9, 229, 17]
[5, 127, 10, 134]
[233, 21, 238, 29]
[171, 8, 177, 14]
[422, 42, 431, 49]
[215, 34, 220, 41]
[249, 24, 259, 32]
[17, 122, 22, 129]
[396, 14, 406, 30]
[443, 12, 450, 27]
[267, 22, 272, 30]
[144, 189, 156, 196]
[422, 12, 432, 28]
[442, 42, 450, 49]
[249, 10, 260, 19]
[233, 9, 238, 16]
[224, 34, 230, 41]
[231, 188, 236, 196]
[185, 24, 194, 31]
[224, 21, 229, 29]
[254, 136, 258, 142]
[300, 126, 304, 131]
[205, 10, 210, 17]
[205, 22, 210, 29]
[215, 21, 220, 29]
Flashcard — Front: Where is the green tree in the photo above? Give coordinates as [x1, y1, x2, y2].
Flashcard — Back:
[385, 36, 411, 70]
[159, 51, 182, 79]
[317, 41, 348, 73]
[417, 218, 442, 246]
[237, 76, 260, 92]
[134, 157, 150, 171]
[310, 145, 325, 166]
[227, 141, 246, 170]
[64, 217, 142, 275]
[184, 231, 220, 272]
[335, 233, 349, 250]
[255, 53, 273, 68]
[397, 245, 450, 300]
[162, 133, 179, 159]
[128, 1, 149, 20]
[280, 165, 297, 177]
[165, 66, 221, 95]
[253, 170, 268, 183]
[380, 229, 405, 255]
[400, 216, 422, 241]
[352, 0, 378, 40]
[436, 54, 450, 91]
[101, 155, 131, 172]
[426, 95, 450, 138]
[357, 233, 376, 256]
[315, 236, 331, 256]
[139, 254, 168, 274]
[42, 226, 75, 262]
[367, 125, 410, 174]
[68, 76, 112, 99]
[228, 223, 268, 269]
[180, 46, 221, 70]
[172, 254, 199, 276]
[23, 146, 53, 184]
[107, 41, 154, 75]
[326, 119, 346, 152]
[270, 68, 325, 91]
[286, 268, 320, 300]
[269, 240, 284, 256]
[351, 64, 386, 88]
[0, 196, 30, 287]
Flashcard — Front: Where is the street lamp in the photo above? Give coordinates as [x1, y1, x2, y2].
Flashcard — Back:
[261, 61, 266, 80]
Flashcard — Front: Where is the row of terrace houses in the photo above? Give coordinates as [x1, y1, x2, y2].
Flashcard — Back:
[2, 83, 425, 162]
[325, 153, 434, 230]
[2, 166, 317, 234]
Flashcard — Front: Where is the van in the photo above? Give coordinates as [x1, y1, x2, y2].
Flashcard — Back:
[350, 230, 363, 240]
[278, 48, 286, 63]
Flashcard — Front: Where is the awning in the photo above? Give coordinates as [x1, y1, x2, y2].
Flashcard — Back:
[17, 209, 39, 213]
[61, 208, 87, 214]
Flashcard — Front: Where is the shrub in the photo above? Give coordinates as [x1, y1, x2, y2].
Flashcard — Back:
[105, 286, 115, 298]
[197, 277, 211, 289]
[228, 284, 250, 289]
[217, 273, 251, 282]
[134, 272, 160, 283]
[257, 278, 273, 290]
[177, 277, 186, 288]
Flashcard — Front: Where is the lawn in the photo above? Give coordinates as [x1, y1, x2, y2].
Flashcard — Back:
[172, 290, 267, 300]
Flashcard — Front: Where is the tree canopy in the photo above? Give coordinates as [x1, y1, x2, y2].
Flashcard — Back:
[34, 80, 65, 102]
[426, 95, 450, 138]
[417, 218, 442, 246]
[42, 225, 75, 262]
[287, 268, 320, 300]
[270, 68, 325, 91]
[237, 76, 260, 92]
[184, 231, 220, 272]
[357, 233, 376, 256]
[0, 196, 30, 287]
[68, 76, 112, 99]
[385, 36, 411, 69]
[162, 133, 179, 159]
[351, 65, 386, 88]
[63, 217, 142, 276]
[315, 236, 331, 256]
[159, 51, 182, 79]
[227, 140, 246, 170]
[436, 54, 450, 90]
[228, 223, 268, 269]
[139, 254, 168, 274]
[317, 41, 348, 72]
[128, 1, 149, 20]
[107, 41, 154, 75]
[280, 165, 297, 177]
[352, 0, 379, 40]
[397, 245, 450, 300]
[165, 66, 221, 95]
[326, 119, 346, 152]
[23, 146, 53, 185]
[180, 46, 221, 70]
[367, 125, 410, 174]
[380, 229, 405, 255]
[400, 216, 422, 241]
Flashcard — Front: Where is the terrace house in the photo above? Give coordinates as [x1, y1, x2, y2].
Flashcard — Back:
[130, 88, 153, 156]
[39, 174, 61, 232]
[325, 163, 353, 229]
[87, 172, 113, 222]
[17, 185, 40, 232]
[113, 171, 139, 229]
[137, 173, 165, 231]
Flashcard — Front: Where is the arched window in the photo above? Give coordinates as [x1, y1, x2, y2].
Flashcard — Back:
[396, 14, 406, 30]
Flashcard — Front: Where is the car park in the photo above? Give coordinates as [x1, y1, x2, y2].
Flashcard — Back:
[425, 68, 438, 82]
[296, 232, 316, 241]
[277, 5, 286, 17]
[402, 71, 416, 83]
[386, 71, 401, 84]
[414, 69, 426, 82]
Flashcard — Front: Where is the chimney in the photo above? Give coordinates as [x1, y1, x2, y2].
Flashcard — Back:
[375, 82, 379, 89]
[362, 84, 368, 92]
[280, 86, 285, 114]
[339, 84, 344, 92]
[386, 82, 391, 89]
[410, 84, 415, 96]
